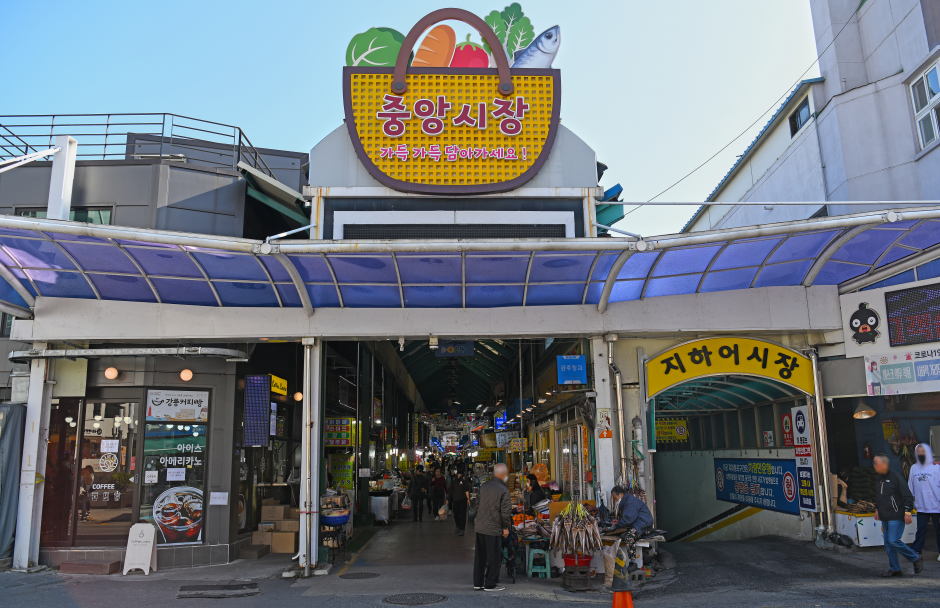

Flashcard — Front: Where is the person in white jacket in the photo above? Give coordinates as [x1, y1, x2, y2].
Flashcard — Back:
[909, 443, 940, 560]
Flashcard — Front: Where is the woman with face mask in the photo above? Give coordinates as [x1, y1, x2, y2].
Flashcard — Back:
[908, 443, 940, 561]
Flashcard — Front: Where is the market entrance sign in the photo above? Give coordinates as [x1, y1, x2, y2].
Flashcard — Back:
[343, 8, 560, 195]
[646, 337, 815, 399]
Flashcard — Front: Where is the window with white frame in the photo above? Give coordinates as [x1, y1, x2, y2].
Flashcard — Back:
[911, 61, 940, 149]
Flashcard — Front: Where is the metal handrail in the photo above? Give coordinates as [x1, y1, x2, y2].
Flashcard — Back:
[0, 113, 277, 179]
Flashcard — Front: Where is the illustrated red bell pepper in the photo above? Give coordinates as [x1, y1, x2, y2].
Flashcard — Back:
[449, 34, 489, 68]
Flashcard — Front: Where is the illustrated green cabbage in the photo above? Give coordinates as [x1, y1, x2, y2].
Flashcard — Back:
[346, 27, 405, 67]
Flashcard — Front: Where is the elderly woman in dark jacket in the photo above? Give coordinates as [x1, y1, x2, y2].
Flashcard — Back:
[526, 474, 547, 509]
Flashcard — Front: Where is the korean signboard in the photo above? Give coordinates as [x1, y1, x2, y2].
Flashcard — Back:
[714, 458, 800, 516]
[146, 389, 209, 423]
[495, 431, 518, 448]
[557, 355, 587, 385]
[864, 351, 940, 396]
[475, 448, 494, 462]
[646, 338, 815, 400]
[510, 437, 528, 452]
[330, 453, 355, 490]
[343, 8, 561, 195]
[791, 405, 818, 512]
[655, 418, 689, 443]
[325, 418, 354, 447]
[373, 398, 383, 422]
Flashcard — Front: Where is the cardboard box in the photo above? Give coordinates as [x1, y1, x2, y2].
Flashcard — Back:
[257, 522, 276, 532]
[270, 531, 297, 553]
[288, 508, 301, 519]
[261, 505, 290, 520]
[251, 531, 272, 546]
[275, 519, 300, 532]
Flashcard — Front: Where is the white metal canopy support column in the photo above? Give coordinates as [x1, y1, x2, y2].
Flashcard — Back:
[299, 338, 322, 572]
[597, 251, 634, 314]
[46, 135, 77, 221]
[274, 253, 314, 317]
[590, 337, 616, 506]
[12, 342, 53, 569]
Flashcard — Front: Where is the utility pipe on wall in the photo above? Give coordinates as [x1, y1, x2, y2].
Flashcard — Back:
[809, 350, 834, 535]
[606, 334, 627, 486]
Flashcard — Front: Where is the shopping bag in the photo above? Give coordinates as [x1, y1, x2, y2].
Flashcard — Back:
[402, 496, 412, 510]
[438, 505, 448, 520]
[603, 540, 622, 587]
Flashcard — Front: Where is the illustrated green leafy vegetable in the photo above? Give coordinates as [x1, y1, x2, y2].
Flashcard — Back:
[505, 15, 534, 57]
[500, 3, 525, 34]
[482, 10, 507, 57]
[346, 27, 404, 67]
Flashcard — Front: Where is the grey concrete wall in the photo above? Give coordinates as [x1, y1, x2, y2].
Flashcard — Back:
[308, 124, 597, 189]
[0, 161, 246, 237]
[84, 355, 238, 545]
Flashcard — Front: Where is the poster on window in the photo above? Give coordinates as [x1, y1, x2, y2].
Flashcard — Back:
[146, 389, 209, 422]
[140, 422, 207, 545]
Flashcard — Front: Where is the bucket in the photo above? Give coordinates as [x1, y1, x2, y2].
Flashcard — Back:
[342, 8, 560, 195]
[563, 554, 593, 568]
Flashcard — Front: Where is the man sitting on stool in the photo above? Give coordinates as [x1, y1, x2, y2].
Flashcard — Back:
[605, 486, 654, 566]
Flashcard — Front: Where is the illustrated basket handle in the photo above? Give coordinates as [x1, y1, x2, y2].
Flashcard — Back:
[392, 7, 514, 97]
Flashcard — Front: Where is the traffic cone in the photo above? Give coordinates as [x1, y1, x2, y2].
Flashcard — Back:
[612, 591, 634, 608]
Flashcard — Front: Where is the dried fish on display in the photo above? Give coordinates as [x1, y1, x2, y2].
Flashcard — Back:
[549, 502, 603, 556]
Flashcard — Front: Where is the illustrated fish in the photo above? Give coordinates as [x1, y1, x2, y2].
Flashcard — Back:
[510, 25, 561, 69]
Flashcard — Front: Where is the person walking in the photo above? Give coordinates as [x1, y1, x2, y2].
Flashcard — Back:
[408, 465, 429, 522]
[874, 453, 924, 576]
[909, 443, 940, 561]
[473, 463, 512, 591]
[431, 468, 448, 521]
[449, 464, 472, 536]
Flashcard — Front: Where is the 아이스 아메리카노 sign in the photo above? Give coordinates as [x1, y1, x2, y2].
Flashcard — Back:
[343, 8, 560, 195]
[146, 389, 210, 422]
[646, 337, 815, 399]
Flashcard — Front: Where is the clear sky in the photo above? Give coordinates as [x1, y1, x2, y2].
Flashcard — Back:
[3, 0, 819, 236]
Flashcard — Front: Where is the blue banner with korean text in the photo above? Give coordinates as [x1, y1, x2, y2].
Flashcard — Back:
[714, 458, 800, 516]
[557, 355, 587, 384]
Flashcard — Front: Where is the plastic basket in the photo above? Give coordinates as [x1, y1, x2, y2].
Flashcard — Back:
[321, 514, 350, 526]
[343, 8, 560, 196]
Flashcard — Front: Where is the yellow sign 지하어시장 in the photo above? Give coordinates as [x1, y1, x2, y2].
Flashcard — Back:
[656, 418, 689, 443]
[646, 337, 815, 399]
[269, 374, 288, 395]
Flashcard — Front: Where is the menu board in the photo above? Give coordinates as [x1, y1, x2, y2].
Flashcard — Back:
[325, 418, 353, 446]
[330, 453, 355, 490]
[140, 423, 207, 545]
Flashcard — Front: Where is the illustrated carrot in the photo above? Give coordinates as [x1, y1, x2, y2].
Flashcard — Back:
[412, 25, 456, 68]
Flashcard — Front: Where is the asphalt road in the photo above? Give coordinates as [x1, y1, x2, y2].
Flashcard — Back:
[3, 536, 940, 608]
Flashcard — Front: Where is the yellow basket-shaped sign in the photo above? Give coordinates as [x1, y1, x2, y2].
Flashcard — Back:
[343, 8, 561, 195]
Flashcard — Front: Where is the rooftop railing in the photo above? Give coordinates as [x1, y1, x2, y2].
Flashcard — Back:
[0, 113, 276, 179]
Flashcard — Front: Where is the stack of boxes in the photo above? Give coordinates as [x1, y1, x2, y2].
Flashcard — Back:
[252, 501, 300, 553]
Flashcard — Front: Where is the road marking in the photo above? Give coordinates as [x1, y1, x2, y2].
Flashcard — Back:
[335, 531, 381, 576]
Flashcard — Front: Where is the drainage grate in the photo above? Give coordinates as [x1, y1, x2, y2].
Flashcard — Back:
[176, 583, 260, 599]
[383, 593, 447, 605]
[339, 572, 380, 580]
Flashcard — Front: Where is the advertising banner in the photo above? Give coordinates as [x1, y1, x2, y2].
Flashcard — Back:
[330, 453, 355, 490]
[269, 374, 288, 396]
[714, 458, 800, 515]
[656, 418, 689, 443]
[510, 438, 528, 452]
[496, 431, 517, 448]
[791, 405, 818, 512]
[557, 355, 587, 385]
[781, 413, 794, 447]
[864, 351, 940, 396]
[475, 448, 494, 462]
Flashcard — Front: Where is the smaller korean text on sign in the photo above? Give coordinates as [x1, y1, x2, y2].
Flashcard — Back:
[715, 458, 800, 516]
[656, 418, 689, 443]
[325, 418, 354, 447]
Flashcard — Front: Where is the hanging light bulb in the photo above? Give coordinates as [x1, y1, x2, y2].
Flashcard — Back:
[180, 369, 193, 382]
[185, 425, 191, 431]
[64, 416, 73, 423]
[93, 422, 100, 428]
[294, 392, 303, 402]
[193, 431, 199, 437]
[114, 416, 123, 423]
[177, 425, 184, 430]
[166, 424, 174, 429]
[94, 414, 103, 421]
[104, 367, 120, 380]
[69, 421, 76, 428]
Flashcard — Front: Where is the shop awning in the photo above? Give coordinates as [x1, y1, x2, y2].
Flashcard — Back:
[653, 375, 804, 414]
[0, 206, 938, 316]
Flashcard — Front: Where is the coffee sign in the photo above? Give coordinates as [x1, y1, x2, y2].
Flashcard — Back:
[146, 389, 209, 422]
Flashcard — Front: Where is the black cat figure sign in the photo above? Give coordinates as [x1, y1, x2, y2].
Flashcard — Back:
[849, 302, 880, 345]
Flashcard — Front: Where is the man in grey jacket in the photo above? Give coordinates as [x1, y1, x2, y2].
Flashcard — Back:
[473, 463, 512, 591]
